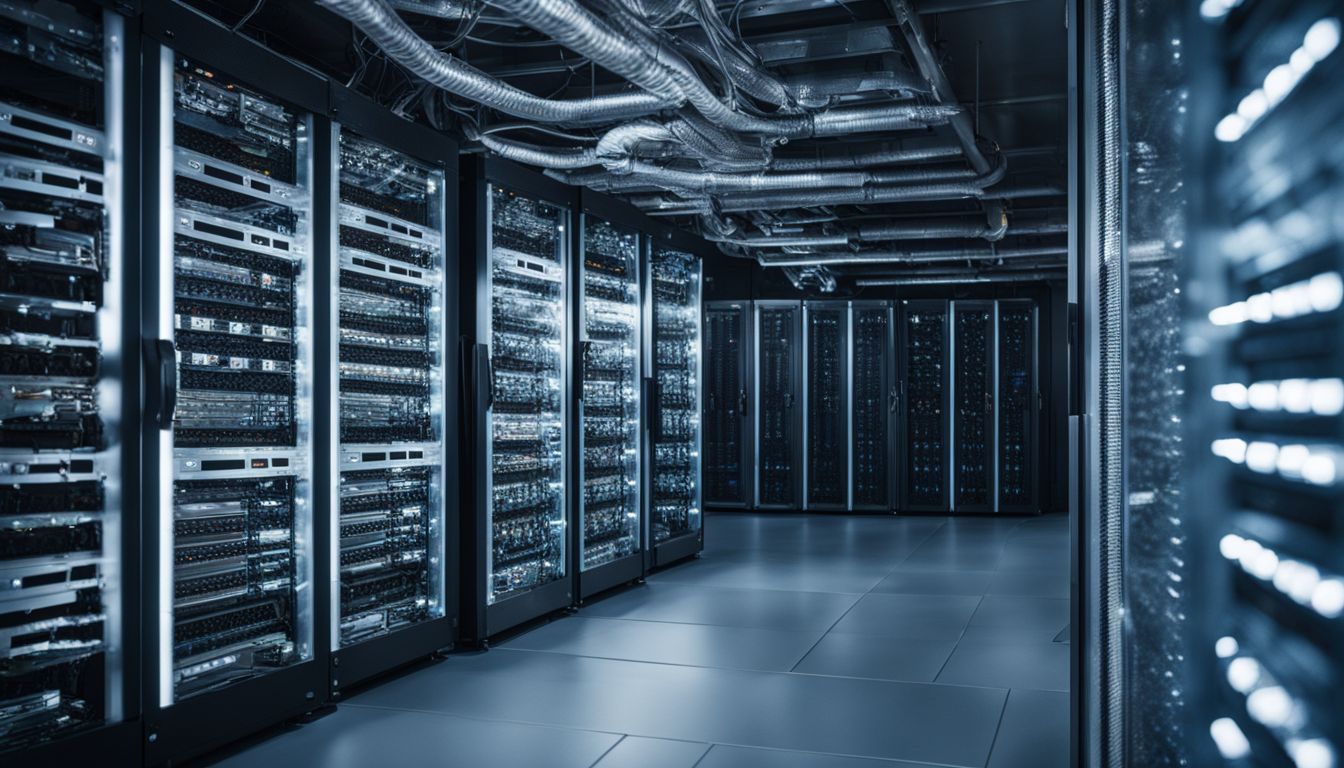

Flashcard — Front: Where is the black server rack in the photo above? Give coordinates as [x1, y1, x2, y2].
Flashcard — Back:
[898, 300, 951, 512]
[326, 89, 459, 693]
[851, 301, 896, 512]
[704, 301, 753, 509]
[1189, 6, 1344, 765]
[140, 5, 330, 761]
[460, 157, 573, 641]
[648, 230, 705, 566]
[803, 301, 850, 511]
[996, 300, 1037, 513]
[754, 301, 803, 510]
[575, 191, 646, 599]
[0, 3, 141, 763]
[952, 301, 995, 513]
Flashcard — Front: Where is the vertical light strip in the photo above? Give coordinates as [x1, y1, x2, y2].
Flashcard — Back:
[156, 46, 176, 709]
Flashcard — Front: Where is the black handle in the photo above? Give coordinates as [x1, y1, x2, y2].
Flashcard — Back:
[738, 389, 748, 417]
[642, 376, 653, 434]
[477, 344, 495, 411]
[649, 376, 661, 440]
[578, 340, 592, 401]
[459, 336, 474, 440]
[155, 339, 176, 430]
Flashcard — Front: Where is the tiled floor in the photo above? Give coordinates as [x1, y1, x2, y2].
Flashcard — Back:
[206, 513, 1071, 768]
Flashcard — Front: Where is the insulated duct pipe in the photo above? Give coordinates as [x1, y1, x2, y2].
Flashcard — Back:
[710, 211, 1043, 248]
[768, 138, 962, 170]
[753, 244, 1066, 267]
[713, 159, 1005, 212]
[854, 271, 1064, 286]
[320, 0, 674, 124]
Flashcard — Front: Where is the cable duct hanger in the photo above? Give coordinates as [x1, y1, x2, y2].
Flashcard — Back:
[322, 0, 1066, 289]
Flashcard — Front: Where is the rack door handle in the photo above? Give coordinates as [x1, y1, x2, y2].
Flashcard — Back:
[151, 339, 176, 430]
[476, 344, 495, 411]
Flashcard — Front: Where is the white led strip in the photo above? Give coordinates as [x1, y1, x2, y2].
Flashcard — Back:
[1217, 533, 1344, 619]
[1214, 638, 1339, 768]
[1211, 437, 1342, 486]
[1211, 378, 1344, 416]
[1214, 18, 1340, 142]
[1208, 271, 1342, 326]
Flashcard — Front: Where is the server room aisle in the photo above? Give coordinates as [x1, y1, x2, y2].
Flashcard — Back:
[205, 513, 1069, 768]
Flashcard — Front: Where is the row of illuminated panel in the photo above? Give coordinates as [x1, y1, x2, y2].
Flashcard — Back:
[1197, 3, 1343, 767]
[703, 299, 1039, 513]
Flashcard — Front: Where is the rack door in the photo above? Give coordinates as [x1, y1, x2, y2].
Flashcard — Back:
[483, 185, 569, 609]
[332, 129, 447, 651]
[754, 301, 803, 510]
[899, 300, 950, 511]
[953, 301, 995, 513]
[577, 215, 642, 575]
[997, 300, 1037, 512]
[851, 302, 895, 511]
[0, 4, 133, 756]
[804, 302, 851, 510]
[704, 302, 752, 508]
[650, 246, 702, 557]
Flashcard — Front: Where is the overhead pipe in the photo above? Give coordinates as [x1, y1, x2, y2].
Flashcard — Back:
[753, 244, 1066, 267]
[768, 138, 963, 170]
[854, 271, 1064, 286]
[713, 159, 1005, 212]
[319, 0, 674, 124]
[709, 210, 1042, 248]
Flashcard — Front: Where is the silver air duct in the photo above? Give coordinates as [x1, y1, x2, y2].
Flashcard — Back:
[753, 244, 1065, 267]
[319, 0, 674, 124]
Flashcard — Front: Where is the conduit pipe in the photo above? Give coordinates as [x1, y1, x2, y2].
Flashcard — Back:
[753, 244, 1065, 267]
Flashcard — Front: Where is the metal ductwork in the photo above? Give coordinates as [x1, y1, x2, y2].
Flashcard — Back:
[752, 243, 1066, 267]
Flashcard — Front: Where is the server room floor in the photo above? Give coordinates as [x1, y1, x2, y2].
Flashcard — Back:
[206, 513, 1070, 768]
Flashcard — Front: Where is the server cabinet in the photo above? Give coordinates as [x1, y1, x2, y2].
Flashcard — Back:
[851, 302, 896, 511]
[461, 158, 573, 640]
[754, 301, 803, 510]
[648, 231, 705, 566]
[898, 300, 950, 511]
[140, 6, 329, 761]
[704, 301, 753, 509]
[326, 89, 458, 693]
[575, 192, 645, 598]
[803, 301, 850, 510]
[0, 3, 141, 763]
[952, 301, 995, 513]
[996, 300, 1037, 513]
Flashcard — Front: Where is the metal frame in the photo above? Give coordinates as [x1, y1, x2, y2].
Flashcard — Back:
[139, 4, 330, 761]
[574, 189, 649, 600]
[325, 86, 460, 693]
[459, 156, 575, 643]
[849, 300, 896, 512]
[997, 299, 1041, 514]
[752, 300, 804, 511]
[703, 300, 755, 510]
[802, 300, 852, 512]
[1, 4, 143, 765]
[951, 300, 997, 514]
[897, 299, 952, 512]
[647, 225, 709, 566]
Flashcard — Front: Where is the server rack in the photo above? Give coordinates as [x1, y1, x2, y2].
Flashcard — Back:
[952, 301, 996, 513]
[648, 229, 705, 566]
[996, 299, 1038, 513]
[140, 5, 329, 761]
[326, 88, 459, 693]
[0, 2, 141, 763]
[851, 301, 897, 511]
[704, 301, 753, 509]
[754, 301, 803, 510]
[898, 300, 951, 512]
[574, 190, 645, 599]
[460, 157, 573, 641]
[803, 301, 850, 511]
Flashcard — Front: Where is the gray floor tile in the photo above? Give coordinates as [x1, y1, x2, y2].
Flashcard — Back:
[697, 745, 946, 768]
[969, 596, 1070, 634]
[935, 642, 1070, 692]
[651, 555, 894, 594]
[792, 632, 959, 683]
[987, 689, 1070, 768]
[957, 623, 1065, 645]
[593, 736, 710, 768]
[829, 593, 981, 638]
[986, 569, 1070, 599]
[349, 650, 1007, 767]
[871, 570, 996, 596]
[582, 582, 860, 631]
[206, 704, 619, 768]
[503, 616, 825, 672]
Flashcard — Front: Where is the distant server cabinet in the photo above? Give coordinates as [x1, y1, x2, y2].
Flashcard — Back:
[703, 301, 753, 509]
[898, 300, 951, 512]
[141, 6, 329, 762]
[648, 232, 705, 566]
[996, 300, 1037, 512]
[952, 301, 995, 512]
[754, 301, 803, 510]
[851, 302, 897, 511]
[327, 91, 459, 692]
[0, 2, 140, 762]
[575, 192, 646, 597]
[803, 301, 850, 510]
[461, 158, 573, 640]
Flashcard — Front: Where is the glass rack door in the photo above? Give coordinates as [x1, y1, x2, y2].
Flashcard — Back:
[953, 302, 994, 512]
[651, 247, 701, 544]
[804, 302, 850, 510]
